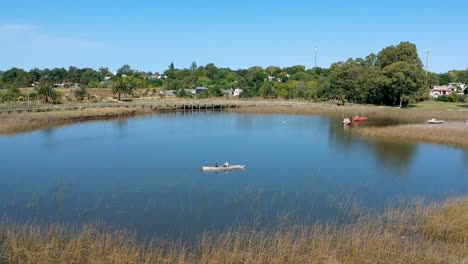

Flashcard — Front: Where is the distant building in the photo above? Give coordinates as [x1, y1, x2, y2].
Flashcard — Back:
[195, 87, 208, 94]
[159, 90, 176, 97]
[224, 88, 243, 97]
[429, 83, 466, 98]
[233, 88, 242, 97]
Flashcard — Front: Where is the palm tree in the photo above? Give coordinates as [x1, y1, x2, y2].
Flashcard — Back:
[112, 80, 127, 101]
[36, 84, 57, 103]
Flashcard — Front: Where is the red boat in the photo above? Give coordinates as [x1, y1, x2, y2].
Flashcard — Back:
[352, 116, 368, 122]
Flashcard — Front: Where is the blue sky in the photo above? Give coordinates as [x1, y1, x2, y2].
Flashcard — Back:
[0, 0, 467, 73]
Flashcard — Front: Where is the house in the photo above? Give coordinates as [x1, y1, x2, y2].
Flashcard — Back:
[429, 82, 466, 98]
[224, 88, 243, 97]
[195, 87, 208, 94]
[430, 86, 454, 98]
[233, 88, 242, 97]
[159, 90, 176, 97]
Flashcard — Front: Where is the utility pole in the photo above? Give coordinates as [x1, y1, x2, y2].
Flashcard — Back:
[314, 46, 318, 68]
[426, 50, 429, 84]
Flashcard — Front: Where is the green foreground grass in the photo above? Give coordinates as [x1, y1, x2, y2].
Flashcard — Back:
[0, 198, 467, 264]
[412, 100, 468, 110]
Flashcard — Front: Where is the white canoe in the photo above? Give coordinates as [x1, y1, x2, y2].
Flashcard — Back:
[202, 165, 246, 171]
[427, 118, 444, 124]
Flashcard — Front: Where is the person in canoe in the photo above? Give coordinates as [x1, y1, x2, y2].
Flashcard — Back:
[215, 162, 218, 167]
[223, 161, 229, 168]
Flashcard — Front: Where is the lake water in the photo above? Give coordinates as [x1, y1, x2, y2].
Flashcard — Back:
[0, 112, 467, 237]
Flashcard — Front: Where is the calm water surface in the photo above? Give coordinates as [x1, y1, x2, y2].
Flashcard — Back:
[0, 112, 467, 236]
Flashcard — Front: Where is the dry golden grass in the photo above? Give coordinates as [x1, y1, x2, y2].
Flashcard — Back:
[0, 107, 149, 135]
[0, 198, 467, 264]
[354, 123, 468, 149]
[1, 101, 467, 147]
[230, 104, 468, 122]
[231, 104, 468, 148]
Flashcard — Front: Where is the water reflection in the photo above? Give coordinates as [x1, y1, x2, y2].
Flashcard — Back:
[370, 141, 417, 177]
[328, 119, 417, 175]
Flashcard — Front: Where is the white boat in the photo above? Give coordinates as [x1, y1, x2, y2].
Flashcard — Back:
[427, 118, 444, 124]
[202, 165, 246, 171]
[342, 117, 351, 125]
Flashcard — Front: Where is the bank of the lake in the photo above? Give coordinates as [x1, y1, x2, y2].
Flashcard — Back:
[229, 102, 468, 149]
[1, 100, 467, 148]
[228, 102, 468, 122]
[1, 197, 466, 264]
[0, 107, 150, 135]
[354, 123, 468, 149]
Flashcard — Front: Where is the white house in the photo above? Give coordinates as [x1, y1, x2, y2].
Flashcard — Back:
[233, 88, 242, 97]
[429, 83, 466, 98]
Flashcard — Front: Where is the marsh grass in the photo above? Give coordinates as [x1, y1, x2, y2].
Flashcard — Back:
[0, 107, 149, 135]
[230, 104, 468, 122]
[354, 123, 468, 149]
[1, 198, 467, 264]
[230, 104, 468, 148]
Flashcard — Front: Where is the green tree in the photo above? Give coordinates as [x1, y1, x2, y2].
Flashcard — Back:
[68, 66, 80, 83]
[117, 64, 134, 76]
[99, 67, 112, 77]
[285, 65, 306, 75]
[112, 80, 127, 101]
[74, 86, 89, 100]
[438, 73, 452, 85]
[246, 66, 267, 94]
[258, 82, 277, 98]
[266, 66, 281, 76]
[79, 68, 101, 87]
[377, 42, 423, 69]
[48, 68, 68, 84]
[381, 61, 424, 107]
[2, 68, 30, 88]
[190, 62, 198, 71]
[36, 83, 60, 103]
[289, 72, 315, 82]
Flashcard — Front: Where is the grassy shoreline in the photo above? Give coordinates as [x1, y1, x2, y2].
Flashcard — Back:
[0, 197, 466, 263]
[1, 101, 467, 149]
[229, 103, 468, 149]
[354, 123, 468, 149]
[0, 107, 151, 135]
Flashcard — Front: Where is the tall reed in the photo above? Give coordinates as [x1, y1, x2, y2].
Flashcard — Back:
[0, 197, 466, 263]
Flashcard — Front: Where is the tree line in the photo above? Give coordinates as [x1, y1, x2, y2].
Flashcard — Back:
[0, 41, 467, 105]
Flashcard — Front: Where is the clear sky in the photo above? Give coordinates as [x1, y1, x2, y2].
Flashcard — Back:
[0, 0, 466, 73]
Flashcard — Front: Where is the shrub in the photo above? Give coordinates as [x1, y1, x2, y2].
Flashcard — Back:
[436, 93, 465, 103]
[74, 87, 89, 100]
